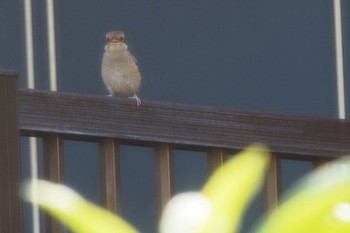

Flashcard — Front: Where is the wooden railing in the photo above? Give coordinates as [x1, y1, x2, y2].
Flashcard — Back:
[2, 70, 350, 233]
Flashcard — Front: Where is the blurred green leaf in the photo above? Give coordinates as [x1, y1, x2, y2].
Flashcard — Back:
[200, 144, 270, 233]
[254, 158, 350, 233]
[23, 180, 139, 233]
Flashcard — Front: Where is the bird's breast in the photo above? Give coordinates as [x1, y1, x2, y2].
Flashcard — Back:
[102, 51, 141, 95]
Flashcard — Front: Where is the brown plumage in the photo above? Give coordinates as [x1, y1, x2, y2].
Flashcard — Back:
[101, 31, 141, 106]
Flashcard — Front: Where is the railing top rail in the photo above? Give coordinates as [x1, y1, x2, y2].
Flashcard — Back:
[18, 89, 350, 157]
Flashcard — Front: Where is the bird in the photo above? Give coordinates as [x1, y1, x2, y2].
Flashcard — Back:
[101, 31, 141, 106]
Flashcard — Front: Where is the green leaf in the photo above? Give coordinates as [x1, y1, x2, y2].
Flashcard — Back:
[255, 157, 350, 233]
[23, 180, 139, 233]
[201, 144, 270, 233]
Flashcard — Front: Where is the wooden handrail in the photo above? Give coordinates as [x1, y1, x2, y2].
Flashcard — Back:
[18, 88, 350, 157]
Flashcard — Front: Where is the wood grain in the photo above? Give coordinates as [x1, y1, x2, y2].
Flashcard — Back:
[19, 89, 350, 158]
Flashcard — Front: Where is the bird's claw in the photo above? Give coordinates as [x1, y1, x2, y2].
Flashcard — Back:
[129, 94, 141, 107]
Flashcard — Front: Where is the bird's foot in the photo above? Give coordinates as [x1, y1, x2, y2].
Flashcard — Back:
[129, 94, 141, 107]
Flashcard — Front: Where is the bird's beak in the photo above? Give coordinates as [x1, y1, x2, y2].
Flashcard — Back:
[107, 39, 123, 45]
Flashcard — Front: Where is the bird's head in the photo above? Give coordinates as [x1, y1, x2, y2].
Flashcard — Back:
[105, 31, 128, 52]
[106, 31, 126, 44]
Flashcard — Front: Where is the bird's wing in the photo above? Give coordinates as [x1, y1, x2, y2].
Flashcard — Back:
[131, 54, 141, 72]
[132, 54, 139, 67]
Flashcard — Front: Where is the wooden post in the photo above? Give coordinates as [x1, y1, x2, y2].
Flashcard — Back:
[100, 138, 121, 213]
[207, 148, 226, 174]
[264, 154, 281, 212]
[43, 134, 65, 233]
[154, 143, 174, 218]
[0, 70, 23, 233]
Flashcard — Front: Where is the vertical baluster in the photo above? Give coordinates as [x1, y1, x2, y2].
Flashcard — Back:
[207, 148, 226, 174]
[43, 134, 64, 233]
[43, 135, 64, 182]
[154, 143, 174, 218]
[100, 138, 121, 213]
[312, 158, 330, 169]
[264, 154, 281, 212]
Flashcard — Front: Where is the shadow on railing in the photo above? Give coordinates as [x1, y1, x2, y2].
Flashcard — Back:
[2, 70, 350, 233]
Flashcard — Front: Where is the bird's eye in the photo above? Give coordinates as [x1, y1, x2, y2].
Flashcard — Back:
[120, 36, 124, 42]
